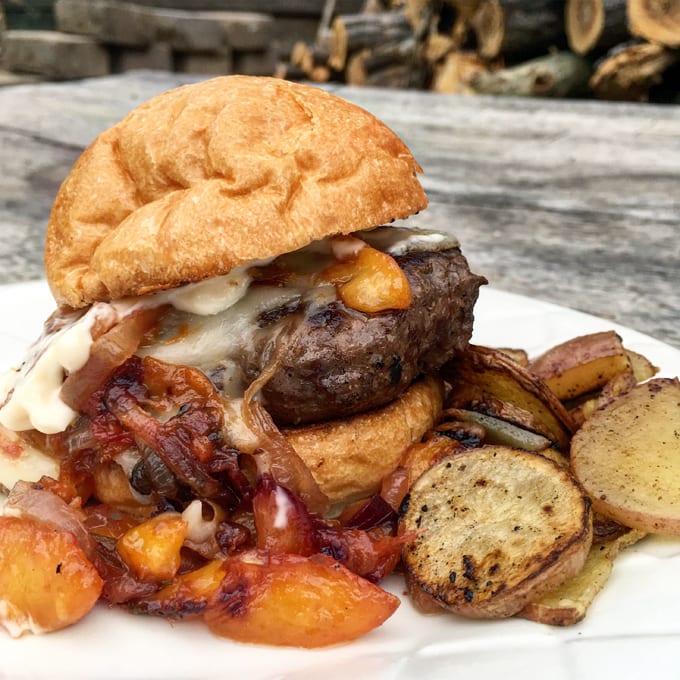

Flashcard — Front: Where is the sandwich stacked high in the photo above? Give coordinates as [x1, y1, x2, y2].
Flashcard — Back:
[0, 76, 485, 508]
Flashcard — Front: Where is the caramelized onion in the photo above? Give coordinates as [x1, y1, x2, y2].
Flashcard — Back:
[61, 306, 166, 413]
[5, 480, 97, 561]
[241, 340, 329, 516]
[106, 385, 219, 499]
[342, 494, 398, 532]
[243, 399, 329, 516]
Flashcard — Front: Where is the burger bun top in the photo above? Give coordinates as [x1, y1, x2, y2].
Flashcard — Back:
[45, 75, 428, 309]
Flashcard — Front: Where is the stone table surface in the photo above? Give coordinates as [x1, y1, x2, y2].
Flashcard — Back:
[0, 71, 678, 349]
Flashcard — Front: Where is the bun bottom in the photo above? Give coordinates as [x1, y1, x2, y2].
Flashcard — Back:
[284, 377, 444, 505]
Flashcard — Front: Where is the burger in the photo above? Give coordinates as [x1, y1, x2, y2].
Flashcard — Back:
[0, 75, 485, 515]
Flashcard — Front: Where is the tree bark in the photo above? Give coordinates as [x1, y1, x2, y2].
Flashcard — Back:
[471, 0, 567, 60]
[346, 60, 416, 86]
[628, 0, 680, 47]
[329, 10, 413, 70]
[590, 40, 679, 100]
[470, 51, 593, 97]
[345, 36, 423, 86]
[290, 37, 333, 80]
[566, 0, 630, 54]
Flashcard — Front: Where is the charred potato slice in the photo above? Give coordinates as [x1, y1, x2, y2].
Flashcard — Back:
[568, 371, 638, 427]
[626, 349, 658, 383]
[571, 378, 680, 534]
[518, 529, 646, 626]
[401, 445, 592, 619]
[527, 331, 631, 401]
[444, 345, 575, 451]
[495, 347, 529, 366]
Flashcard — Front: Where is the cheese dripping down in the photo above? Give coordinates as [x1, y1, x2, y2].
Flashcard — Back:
[0, 228, 459, 436]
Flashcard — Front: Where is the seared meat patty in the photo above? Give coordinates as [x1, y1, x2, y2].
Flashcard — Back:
[244, 248, 486, 426]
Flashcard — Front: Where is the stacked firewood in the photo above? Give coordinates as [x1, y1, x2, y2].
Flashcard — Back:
[279, 0, 680, 102]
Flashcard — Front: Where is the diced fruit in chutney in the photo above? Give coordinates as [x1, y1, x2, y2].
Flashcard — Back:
[0, 516, 102, 637]
[134, 559, 227, 619]
[204, 551, 399, 647]
[321, 246, 412, 313]
[116, 512, 188, 582]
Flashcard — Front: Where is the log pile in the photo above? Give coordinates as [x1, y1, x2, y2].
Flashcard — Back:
[279, 0, 680, 102]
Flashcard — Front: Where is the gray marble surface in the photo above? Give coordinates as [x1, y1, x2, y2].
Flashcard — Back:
[0, 71, 678, 349]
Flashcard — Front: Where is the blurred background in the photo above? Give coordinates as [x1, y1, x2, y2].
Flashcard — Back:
[0, 0, 678, 102]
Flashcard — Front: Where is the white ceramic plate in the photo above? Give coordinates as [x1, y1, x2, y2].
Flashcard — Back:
[1, 281, 680, 680]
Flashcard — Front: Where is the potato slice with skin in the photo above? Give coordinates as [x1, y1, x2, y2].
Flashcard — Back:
[569, 370, 637, 427]
[626, 349, 658, 383]
[444, 345, 575, 451]
[0, 516, 103, 637]
[496, 347, 529, 366]
[401, 445, 592, 619]
[204, 551, 399, 647]
[571, 377, 680, 534]
[518, 529, 646, 626]
[527, 331, 631, 401]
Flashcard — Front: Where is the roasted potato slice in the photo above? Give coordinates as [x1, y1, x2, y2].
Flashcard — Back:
[444, 345, 575, 451]
[626, 349, 659, 383]
[496, 347, 529, 366]
[401, 445, 592, 619]
[568, 370, 638, 427]
[571, 377, 680, 534]
[518, 529, 646, 626]
[527, 331, 631, 401]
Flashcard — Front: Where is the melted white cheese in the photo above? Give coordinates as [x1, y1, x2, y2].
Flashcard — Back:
[137, 285, 302, 379]
[0, 229, 455, 436]
[359, 226, 459, 255]
[0, 309, 99, 433]
[0, 264, 258, 435]
[0, 427, 59, 493]
[155, 260, 269, 316]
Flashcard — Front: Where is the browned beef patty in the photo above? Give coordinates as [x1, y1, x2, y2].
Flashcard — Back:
[243, 248, 486, 426]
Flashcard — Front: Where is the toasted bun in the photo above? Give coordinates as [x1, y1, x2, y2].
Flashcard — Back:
[45, 76, 427, 309]
[284, 376, 444, 505]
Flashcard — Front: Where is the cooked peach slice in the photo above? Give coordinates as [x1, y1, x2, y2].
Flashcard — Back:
[204, 551, 399, 647]
[116, 512, 188, 582]
[320, 245, 412, 312]
[0, 516, 102, 637]
[133, 559, 227, 619]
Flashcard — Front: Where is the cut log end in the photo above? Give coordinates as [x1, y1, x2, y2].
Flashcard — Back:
[432, 50, 491, 94]
[329, 16, 350, 70]
[566, 0, 605, 54]
[590, 41, 679, 100]
[628, 0, 680, 47]
[471, 0, 504, 59]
